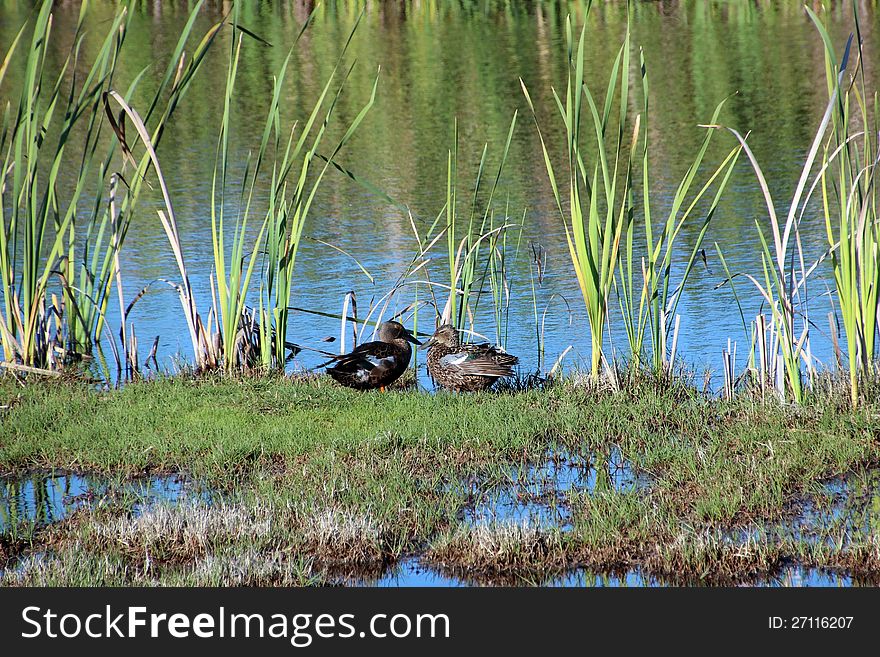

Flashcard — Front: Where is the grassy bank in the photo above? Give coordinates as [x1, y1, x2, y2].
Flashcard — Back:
[1, 375, 879, 585]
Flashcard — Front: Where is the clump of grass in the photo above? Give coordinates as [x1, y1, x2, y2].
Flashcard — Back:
[521, 10, 632, 379]
[299, 508, 386, 567]
[208, 7, 378, 373]
[427, 522, 569, 575]
[434, 116, 522, 338]
[618, 60, 740, 376]
[568, 489, 658, 547]
[813, 533, 880, 576]
[710, 10, 861, 405]
[641, 529, 786, 584]
[1, 549, 136, 587]
[67, 499, 392, 573]
[88, 502, 273, 563]
[522, 7, 739, 381]
[1, 541, 327, 586]
[178, 548, 324, 587]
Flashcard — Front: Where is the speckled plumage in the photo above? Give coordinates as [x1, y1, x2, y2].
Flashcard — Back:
[325, 321, 420, 391]
[422, 324, 518, 392]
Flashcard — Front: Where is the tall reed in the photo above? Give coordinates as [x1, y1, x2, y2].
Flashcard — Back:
[815, 4, 879, 407]
[209, 7, 378, 372]
[0, 1, 123, 368]
[523, 6, 742, 381]
[0, 0, 223, 376]
[437, 115, 519, 337]
[710, 15, 854, 403]
[617, 47, 741, 377]
[103, 5, 226, 374]
[255, 17, 378, 371]
[521, 10, 633, 378]
[320, 113, 525, 360]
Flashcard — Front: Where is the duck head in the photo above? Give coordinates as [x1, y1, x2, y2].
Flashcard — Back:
[420, 324, 459, 350]
[377, 320, 422, 346]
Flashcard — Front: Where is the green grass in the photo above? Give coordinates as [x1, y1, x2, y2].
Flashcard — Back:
[1, 374, 879, 585]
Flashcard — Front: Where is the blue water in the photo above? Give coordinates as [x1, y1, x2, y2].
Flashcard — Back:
[0, 472, 207, 533]
[3, 1, 871, 391]
[367, 558, 857, 588]
[461, 447, 643, 529]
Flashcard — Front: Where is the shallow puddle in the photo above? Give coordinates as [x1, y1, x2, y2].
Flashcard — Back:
[3, 466, 877, 587]
[362, 558, 856, 587]
[364, 558, 648, 587]
[0, 471, 206, 533]
[461, 446, 645, 529]
[767, 566, 855, 587]
[770, 467, 880, 546]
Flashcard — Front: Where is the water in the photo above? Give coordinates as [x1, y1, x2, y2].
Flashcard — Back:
[460, 446, 643, 528]
[777, 468, 880, 545]
[0, 1, 874, 385]
[366, 558, 858, 587]
[0, 471, 206, 533]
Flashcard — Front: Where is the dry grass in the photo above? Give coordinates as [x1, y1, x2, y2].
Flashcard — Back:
[426, 522, 568, 576]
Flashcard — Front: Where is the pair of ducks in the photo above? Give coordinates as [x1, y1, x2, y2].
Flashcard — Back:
[326, 321, 517, 392]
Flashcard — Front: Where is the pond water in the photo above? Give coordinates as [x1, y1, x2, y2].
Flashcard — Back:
[0, 471, 206, 533]
[1, 1, 877, 386]
[777, 467, 880, 545]
[367, 558, 860, 587]
[3, 464, 878, 586]
[460, 446, 643, 528]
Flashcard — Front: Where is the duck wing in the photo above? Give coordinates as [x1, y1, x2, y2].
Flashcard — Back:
[327, 340, 401, 370]
[468, 343, 519, 367]
[439, 348, 517, 377]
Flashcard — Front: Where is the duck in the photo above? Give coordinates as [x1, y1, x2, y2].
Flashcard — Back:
[324, 320, 421, 391]
[421, 324, 518, 392]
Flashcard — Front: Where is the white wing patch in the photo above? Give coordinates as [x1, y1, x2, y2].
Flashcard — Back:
[366, 356, 397, 369]
[440, 352, 469, 368]
[356, 369, 370, 382]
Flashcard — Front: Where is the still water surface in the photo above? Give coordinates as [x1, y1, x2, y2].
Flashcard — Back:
[3, 1, 877, 383]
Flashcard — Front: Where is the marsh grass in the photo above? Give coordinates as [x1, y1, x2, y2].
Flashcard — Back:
[522, 6, 740, 382]
[210, 7, 340, 371]
[0, 375, 878, 584]
[433, 116, 521, 336]
[814, 5, 880, 408]
[707, 11, 862, 405]
[1, 0, 381, 379]
[619, 74, 741, 376]
[301, 112, 528, 370]
[0, 1, 226, 376]
[521, 10, 630, 379]
[426, 522, 568, 575]
[2, 544, 326, 587]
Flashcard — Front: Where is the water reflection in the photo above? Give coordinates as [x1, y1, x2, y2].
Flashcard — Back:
[772, 468, 880, 546]
[0, 472, 206, 533]
[365, 558, 859, 588]
[461, 447, 644, 529]
[0, 1, 870, 382]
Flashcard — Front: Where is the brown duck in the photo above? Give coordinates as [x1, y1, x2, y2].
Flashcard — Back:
[325, 320, 421, 391]
[422, 324, 518, 392]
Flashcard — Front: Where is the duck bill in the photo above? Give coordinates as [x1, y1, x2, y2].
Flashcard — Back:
[418, 335, 435, 350]
[405, 331, 423, 346]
